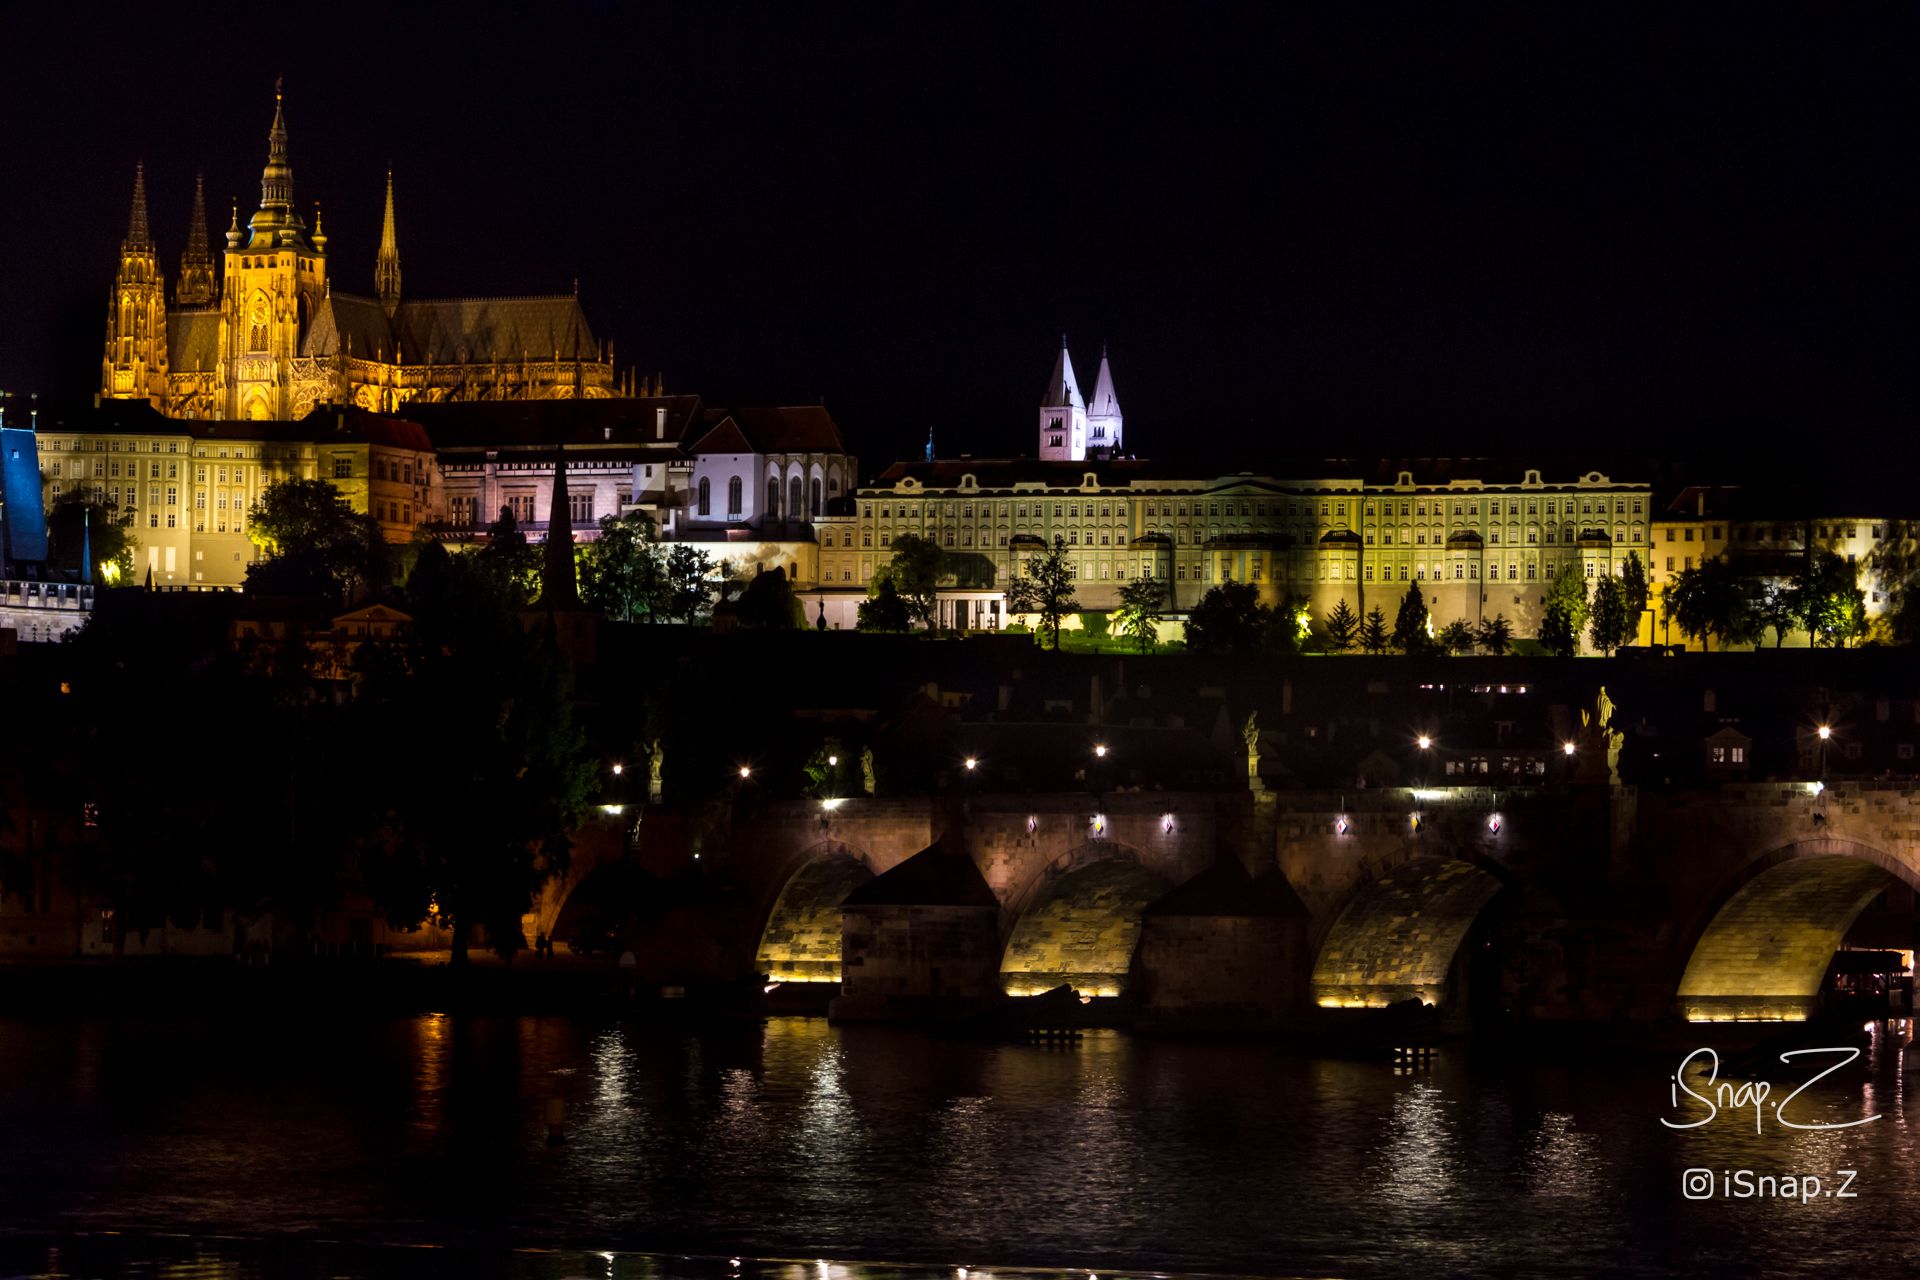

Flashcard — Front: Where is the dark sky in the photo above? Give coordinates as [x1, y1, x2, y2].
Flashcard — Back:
[0, 4, 1911, 474]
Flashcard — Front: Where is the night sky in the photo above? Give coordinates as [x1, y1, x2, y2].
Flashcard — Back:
[0, 4, 1911, 475]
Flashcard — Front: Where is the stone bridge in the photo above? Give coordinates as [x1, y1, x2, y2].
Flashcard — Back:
[543, 778, 1920, 1028]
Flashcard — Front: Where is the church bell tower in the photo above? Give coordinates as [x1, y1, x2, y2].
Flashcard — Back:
[101, 163, 170, 407]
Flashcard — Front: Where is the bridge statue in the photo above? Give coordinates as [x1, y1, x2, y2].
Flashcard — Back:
[1578, 686, 1624, 784]
[1242, 711, 1266, 794]
[646, 737, 664, 804]
[860, 747, 877, 797]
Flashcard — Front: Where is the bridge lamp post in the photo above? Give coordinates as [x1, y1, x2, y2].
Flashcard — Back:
[1817, 724, 1832, 784]
[1415, 734, 1432, 785]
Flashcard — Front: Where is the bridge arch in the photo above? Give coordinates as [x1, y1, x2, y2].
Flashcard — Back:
[999, 840, 1172, 997]
[754, 840, 877, 983]
[1309, 852, 1509, 1009]
[1675, 837, 1916, 1023]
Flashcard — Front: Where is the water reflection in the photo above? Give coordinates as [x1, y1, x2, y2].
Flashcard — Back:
[10, 1016, 1920, 1277]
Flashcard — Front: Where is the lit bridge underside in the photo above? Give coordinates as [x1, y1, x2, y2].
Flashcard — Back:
[1678, 857, 1894, 1023]
[1000, 859, 1171, 998]
[756, 853, 874, 983]
[1310, 857, 1504, 1009]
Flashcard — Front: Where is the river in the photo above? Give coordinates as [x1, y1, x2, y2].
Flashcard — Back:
[1, 1014, 1914, 1278]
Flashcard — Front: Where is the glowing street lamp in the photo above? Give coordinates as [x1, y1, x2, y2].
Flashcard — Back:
[1094, 743, 1109, 758]
[738, 765, 752, 780]
[1817, 725, 1833, 741]
[1562, 741, 1577, 757]
[964, 756, 978, 771]
[611, 762, 624, 776]
[1416, 735, 1432, 751]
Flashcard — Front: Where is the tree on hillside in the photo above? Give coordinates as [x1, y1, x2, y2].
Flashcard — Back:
[1538, 565, 1591, 657]
[1753, 580, 1796, 649]
[358, 559, 593, 966]
[1007, 536, 1077, 650]
[1360, 605, 1390, 654]
[882, 533, 945, 629]
[1475, 613, 1514, 656]
[1392, 583, 1431, 654]
[1619, 551, 1650, 645]
[1664, 556, 1757, 651]
[246, 478, 385, 602]
[1588, 574, 1629, 655]
[45, 489, 137, 585]
[737, 565, 802, 628]
[1324, 599, 1360, 653]
[1116, 576, 1165, 653]
[856, 575, 912, 631]
[664, 544, 714, 622]
[1437, 619, 1476, 655]
[474, 506, 542, 608]
[1184, 580, 1266, 655]
[1794, 550, 1867, 648]
[578, 510, 668, 622]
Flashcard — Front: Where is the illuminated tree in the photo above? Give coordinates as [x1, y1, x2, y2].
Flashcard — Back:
[1007, 536, 1078, 650]
[665, 544, 714, 622]
[1392, 583, 1431, 654]
[1793, 550, 1867, 648]
[1663, 556, 1757, 651]
[882, 533, 945, 629]
[1587, 574, 1629, 655]
[1619, 551, 1650, 645]
[45, 489, 137, 585]
[1538, 566, 1590, 657]
[1116, 576, 1164, 653]
[578, 509, 668, 623]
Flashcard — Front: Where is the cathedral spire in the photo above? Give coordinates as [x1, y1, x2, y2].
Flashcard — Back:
[375, 169, 402, 311]
[247, 77, 309, 248]
[177, 173, 217, 307]
[125, 162, 153, 251]
[1087, 343, 1123, 455]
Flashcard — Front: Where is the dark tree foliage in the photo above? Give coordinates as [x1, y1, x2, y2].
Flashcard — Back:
[737, 565, 802, 628]
[361, 552, 593, 964]
[665, 544, 714, 622]
[856, 575, 912, 631]
[1437, 619, 1476, 655]
[1360, 606, 1390, 654]
[883, 533, 945, 629]
[1116, 577, 1165, 653]
[1324, 598, 1360, 652]
[1588, 574, 1629, 655]
[246, 478, 386, 603]
[1664, 556, 1758, 651]
[1183, 580, 1266, 655]
[1474, 613, 1514, 656]
[579, 509, 668, 622]
[45, 489, 137, 583]
[1619, 551, 1650, 645]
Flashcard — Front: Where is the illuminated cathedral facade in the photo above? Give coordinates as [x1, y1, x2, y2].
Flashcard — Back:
[101, 82, 616, 422]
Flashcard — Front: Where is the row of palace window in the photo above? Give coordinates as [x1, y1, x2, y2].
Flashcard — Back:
[1365, 524, 1645, 546]
[47, 439, 184, 453]
[1365, 497, 1643, 518]
[865, 493, 1648, 523]
[48, 459, 181, 480]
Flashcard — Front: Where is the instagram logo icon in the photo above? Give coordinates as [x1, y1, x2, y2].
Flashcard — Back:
[1682, 1169, 1714, 1200]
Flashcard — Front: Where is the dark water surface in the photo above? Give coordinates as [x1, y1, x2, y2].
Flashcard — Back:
[1, 1014, 1915, 1278]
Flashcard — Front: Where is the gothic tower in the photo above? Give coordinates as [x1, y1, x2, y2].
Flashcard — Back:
[1037, 336, 1088, 461]
[1086, 344, 1123, 456]
[101, 163, 170, 405]
[375, 170, 401, 313]
[219, 79, 328, 420]
[177, 173, 218, 307]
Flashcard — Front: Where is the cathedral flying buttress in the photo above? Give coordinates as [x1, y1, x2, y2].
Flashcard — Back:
[102, 82, 616, 422]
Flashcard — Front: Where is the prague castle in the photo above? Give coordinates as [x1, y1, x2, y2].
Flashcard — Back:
[100, 82, 614, 422]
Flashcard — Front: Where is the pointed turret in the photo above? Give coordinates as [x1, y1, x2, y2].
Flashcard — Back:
[177, 173, 217, 307]
[1037, 336, 1089, 461]
[375, 169, 402, 311]
[541, 441, 580, 609]
[125, 162, 153, 251]
[1086, 344, 1123, 455]
[246, 77, 311, 250]
[101, 163, 168, 406]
